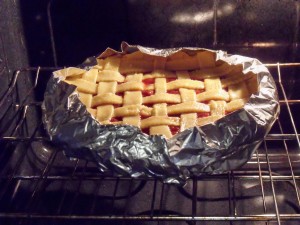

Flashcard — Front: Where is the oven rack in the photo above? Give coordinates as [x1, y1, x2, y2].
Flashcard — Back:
[0, 63, 300, 225]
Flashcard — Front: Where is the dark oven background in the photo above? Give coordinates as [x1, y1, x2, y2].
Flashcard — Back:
[3, 0, 300, 67]
[1, 1, 300, 225]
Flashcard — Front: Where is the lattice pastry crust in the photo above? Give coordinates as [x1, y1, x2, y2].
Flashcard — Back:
[58, 50, 258, 138]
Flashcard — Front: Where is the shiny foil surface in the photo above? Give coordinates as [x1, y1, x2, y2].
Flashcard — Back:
[42, 43, 279, 185]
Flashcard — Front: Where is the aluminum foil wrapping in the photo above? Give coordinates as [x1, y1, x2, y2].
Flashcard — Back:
[42, 42, 280, 185]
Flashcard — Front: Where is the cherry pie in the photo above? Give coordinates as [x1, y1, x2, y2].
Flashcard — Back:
[58, 50, 258, 138]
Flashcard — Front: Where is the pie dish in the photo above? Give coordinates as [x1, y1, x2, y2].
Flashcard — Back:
[58, 50, 258, 138]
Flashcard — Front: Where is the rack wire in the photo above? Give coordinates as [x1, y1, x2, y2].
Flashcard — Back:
[0, 63, 300, 225]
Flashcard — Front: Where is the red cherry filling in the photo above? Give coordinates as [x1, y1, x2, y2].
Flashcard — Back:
[110, 117, 121, 122]
[142, 89, 154, 97]
[116, 92, 124, 97]
[169, 125, 180, 136]
[143, 78, 155, 85]
[197, 112, 211, 118]
[143, 103, 154, 108]
[166, 78, 176, 82]
[201, 101, 209, 104]
[141, 114, 150, 119]
[167, 90, 180, 94]
[142, 128, 150, 134]
[195, 89, 204, 94]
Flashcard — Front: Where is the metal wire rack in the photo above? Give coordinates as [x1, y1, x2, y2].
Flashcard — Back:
[0, 63, 300, 225]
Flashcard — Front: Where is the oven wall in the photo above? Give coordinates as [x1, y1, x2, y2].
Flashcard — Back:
[0, 0, 29, 97]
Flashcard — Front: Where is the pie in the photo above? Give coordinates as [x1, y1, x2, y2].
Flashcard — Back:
[57, 50, 258, 139]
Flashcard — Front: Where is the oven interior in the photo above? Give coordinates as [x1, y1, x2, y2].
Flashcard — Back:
[1, 0, 300, 224]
